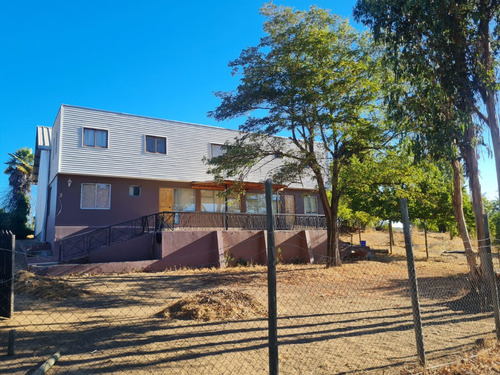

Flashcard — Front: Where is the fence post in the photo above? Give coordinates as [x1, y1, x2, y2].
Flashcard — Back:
[0, 230, 15, 319]
[400, 198, 426, 367]
[483, 214, 500, 340]
[265, 179, 279, 375]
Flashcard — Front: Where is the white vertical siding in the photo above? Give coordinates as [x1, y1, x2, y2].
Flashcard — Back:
[49, 108, 62, 183]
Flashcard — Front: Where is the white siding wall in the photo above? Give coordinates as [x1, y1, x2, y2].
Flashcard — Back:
[34, 150, 50, 240]
[56, 105, 317, 189]
[49, 109, 62, 183]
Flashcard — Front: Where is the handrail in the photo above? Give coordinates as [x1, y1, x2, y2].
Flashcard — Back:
[58, 211, 329, 263]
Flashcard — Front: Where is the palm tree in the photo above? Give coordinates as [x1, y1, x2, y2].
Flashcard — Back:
[3, 147, 34, 236]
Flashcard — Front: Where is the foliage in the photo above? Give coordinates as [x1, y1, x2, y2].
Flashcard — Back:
[207, 3, 392, 266]
[485, 197, 500, 241]
[354, 0, 500, 201]
[2, 147, 34, 237]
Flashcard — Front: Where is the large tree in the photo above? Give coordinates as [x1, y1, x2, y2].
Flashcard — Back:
[354, 0, 500, 203]
[207, 4, 392, 267]
[3, 147, 34, 236]
[355, 0, 491, 280]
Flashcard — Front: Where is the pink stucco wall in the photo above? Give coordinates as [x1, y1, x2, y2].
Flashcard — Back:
[32, 230, 337, 276]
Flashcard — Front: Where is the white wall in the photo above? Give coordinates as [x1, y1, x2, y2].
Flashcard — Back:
[57, 105, 318, 189]
[34, 149, 50, 241]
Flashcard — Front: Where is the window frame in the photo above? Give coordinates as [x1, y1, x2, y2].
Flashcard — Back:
[83, 127, 108, 148]
[210, 143, 225, 159]
[80, 183, 111, 210]
[303, 195, 318, 214]
[129, 185, 141, 197]
[145, 135, 167, 154]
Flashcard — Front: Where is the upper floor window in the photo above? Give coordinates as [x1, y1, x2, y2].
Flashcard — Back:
[146, 135, 167, 154]
[83, 128, 108, 148]
[81, 183, 111, 209]
[210, 143, 225, 158]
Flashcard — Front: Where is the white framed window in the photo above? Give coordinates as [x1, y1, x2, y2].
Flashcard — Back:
[304, 195, 318, 214]
[174, 189, 195, 211]
[81, 183, 111, 209]
[146, 135, 167, 154]
[210, 143, 225, 158]
[129, 185, 141, 197]
[83, 128, 108, 148]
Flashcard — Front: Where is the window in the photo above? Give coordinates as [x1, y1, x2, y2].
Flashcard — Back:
[129, 185, 141, 197]
[210, 143, 225, 158]
[174, 189, 195, 211]
[83, 128, 108, 148]
[245, 193, 278, 214]
[201, 190, 241, 213]
[81, 183, 111, 209]
[146, 135, 167, 154]
[304, 195, 318, 214]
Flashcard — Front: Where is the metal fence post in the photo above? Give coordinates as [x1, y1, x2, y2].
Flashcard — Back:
[483, 214, 500, 340]
[265, 179, 279, 375]
[400, 198, 426, 367]
[0, 230, 15, 319]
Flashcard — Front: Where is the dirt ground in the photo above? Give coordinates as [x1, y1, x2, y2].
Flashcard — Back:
[0, 229, 498, 374]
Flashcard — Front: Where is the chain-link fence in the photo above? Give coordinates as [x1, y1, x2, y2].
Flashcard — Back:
[1, 230, 499, 374]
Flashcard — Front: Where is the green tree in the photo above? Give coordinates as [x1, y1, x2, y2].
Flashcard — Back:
[354, 0, 500, 206]
[354, 1, 489, 282]
[208, 3, 392, 267]
[3, 147, 34, 237]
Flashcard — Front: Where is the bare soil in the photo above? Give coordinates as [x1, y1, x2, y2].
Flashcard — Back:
[1, 229, 498, 374]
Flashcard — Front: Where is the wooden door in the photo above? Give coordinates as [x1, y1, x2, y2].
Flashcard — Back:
[159, 188, 174, 212]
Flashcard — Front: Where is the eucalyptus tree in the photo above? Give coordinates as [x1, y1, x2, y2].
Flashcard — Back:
[354, 0, 500, 204]
[207, 3, 393, 267]
[355, 1, 491, 281]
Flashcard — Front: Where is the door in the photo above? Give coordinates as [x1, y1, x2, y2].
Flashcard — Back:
[159, 188, 174, 212]
[159, 188, 174, 227]
[285, 194, 295, 228]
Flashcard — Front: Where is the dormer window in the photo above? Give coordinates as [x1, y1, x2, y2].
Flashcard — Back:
[83, 128, 108, 148]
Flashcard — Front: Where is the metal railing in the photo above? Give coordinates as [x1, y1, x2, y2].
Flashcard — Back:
[58, 211, 327, 263]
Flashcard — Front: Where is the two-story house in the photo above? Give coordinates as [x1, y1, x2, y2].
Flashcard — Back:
[33, 105, 324, 253]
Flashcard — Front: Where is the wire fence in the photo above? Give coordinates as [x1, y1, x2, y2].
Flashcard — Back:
[1, 234, 500, 374]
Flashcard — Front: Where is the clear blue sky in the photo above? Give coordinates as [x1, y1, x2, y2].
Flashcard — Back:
[0, 0, 497, 201]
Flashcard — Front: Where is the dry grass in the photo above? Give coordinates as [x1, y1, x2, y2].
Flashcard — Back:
[14, 270, 93, 300]
[158, 289, 267, 321]
[401, 341, 500, 374]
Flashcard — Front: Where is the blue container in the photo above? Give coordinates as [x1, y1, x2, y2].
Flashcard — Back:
[360, 240, 366, 247]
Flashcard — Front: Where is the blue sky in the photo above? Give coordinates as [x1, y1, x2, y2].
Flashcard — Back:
[0, 0, 497, 201]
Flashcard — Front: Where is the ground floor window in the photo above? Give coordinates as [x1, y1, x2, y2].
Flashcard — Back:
[245, 193, 278, 213]
[81, 183, 111, 209]
[174, 189, 195, 211]
[200, 190, 241, 213]
[303, 195, 318, 214]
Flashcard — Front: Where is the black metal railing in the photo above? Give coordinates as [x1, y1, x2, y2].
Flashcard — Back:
[58, 211, 327, 263]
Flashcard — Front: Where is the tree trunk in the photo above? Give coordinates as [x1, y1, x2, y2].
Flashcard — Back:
[388, 221, 394, 254]
[451, 159, 482, 283]
[423, 221, 429, 260]
[478, 4, 500, 203]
